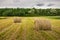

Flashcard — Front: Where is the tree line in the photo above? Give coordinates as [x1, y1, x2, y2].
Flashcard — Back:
[0, 8, 60, 16]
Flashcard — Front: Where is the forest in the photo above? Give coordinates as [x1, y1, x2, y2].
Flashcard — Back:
[0, 8, 60, 16]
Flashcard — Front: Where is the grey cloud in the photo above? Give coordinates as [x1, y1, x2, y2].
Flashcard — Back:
[0, 0, 60, 8]
[41, 0, 60, 2]
[36, 3, 44, 6]
[47, 4, 55, 6]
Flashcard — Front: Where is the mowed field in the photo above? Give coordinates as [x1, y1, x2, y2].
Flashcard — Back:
[0, 16, 60, 40]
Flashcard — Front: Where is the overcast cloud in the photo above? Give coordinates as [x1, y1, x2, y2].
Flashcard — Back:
[0, 0, 60, 8]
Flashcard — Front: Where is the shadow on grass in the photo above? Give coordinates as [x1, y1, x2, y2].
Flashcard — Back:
[0, 17, 7, 19]
[53, 17, 60, 19]
[51, 17, 60, 19]
[47, 16, 60, 19]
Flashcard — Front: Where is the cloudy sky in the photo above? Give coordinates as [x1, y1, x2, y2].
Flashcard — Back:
[0, 0, 60, 8]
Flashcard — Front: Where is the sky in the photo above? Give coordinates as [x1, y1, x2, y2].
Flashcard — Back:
[0, 0, 60, 8]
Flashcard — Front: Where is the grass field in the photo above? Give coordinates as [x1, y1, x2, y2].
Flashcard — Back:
[0, 16, 60, 40]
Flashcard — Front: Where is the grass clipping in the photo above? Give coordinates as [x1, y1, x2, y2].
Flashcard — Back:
[34, 19, 51, 30]
[14, 18, 21, 23]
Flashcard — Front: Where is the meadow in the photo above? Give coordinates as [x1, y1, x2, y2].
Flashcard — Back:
[0, 16, 60, 40]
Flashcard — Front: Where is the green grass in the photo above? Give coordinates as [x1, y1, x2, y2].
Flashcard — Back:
[0, 16, 60, 40]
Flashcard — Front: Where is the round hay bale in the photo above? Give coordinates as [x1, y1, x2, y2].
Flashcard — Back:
[14, 18, 21, 23]
[34, 19, 51, 30]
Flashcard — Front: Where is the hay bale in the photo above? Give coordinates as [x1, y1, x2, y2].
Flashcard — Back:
[34, 19, 51, 30]
[14, 18, 21, 23]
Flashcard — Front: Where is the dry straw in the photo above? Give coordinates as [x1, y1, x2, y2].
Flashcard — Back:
[14, 17, 21, 23]
[34, 19, 51, 30]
